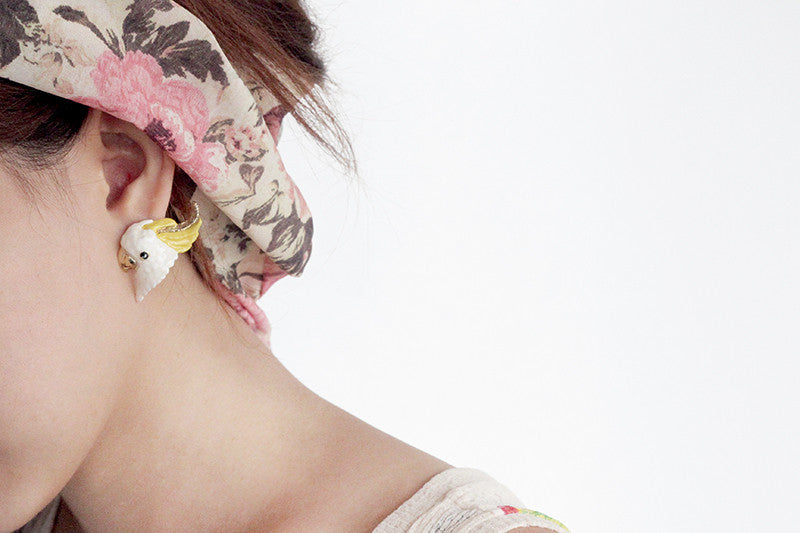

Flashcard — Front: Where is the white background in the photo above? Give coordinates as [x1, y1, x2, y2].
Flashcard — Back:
[263, 2, 800, 532]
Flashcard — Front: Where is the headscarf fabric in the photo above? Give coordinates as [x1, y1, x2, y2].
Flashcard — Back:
[0, 0, 314, 339]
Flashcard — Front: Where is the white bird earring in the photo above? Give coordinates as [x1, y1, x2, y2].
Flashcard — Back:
[118, 201, 203, 302]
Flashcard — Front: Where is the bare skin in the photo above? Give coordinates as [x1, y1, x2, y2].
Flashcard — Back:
[53, 505, 553, 533]
[1, 109, 559, 532]
[53, 508, 554, 533]
[54, 263, 451, 532]
[0, 108, 455, 532]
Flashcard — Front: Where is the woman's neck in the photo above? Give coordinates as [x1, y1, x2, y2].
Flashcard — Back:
[59, 257, 449, 532]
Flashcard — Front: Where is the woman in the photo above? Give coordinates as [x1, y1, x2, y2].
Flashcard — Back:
[0, 1, 567, 531]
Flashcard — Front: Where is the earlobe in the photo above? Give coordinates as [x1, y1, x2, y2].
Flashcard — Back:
[94, 109, 175, 222]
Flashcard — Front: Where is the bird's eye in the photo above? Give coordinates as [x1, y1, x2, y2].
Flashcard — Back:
[140, 251, 149, 259]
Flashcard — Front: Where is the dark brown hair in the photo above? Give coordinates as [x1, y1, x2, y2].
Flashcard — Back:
[0, 0, 354, 304]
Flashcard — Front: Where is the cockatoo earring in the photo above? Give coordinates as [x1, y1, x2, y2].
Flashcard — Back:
[117, 202, 203, 302]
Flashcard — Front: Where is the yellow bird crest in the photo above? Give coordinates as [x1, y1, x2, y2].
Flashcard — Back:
[142, 202, 202, 253]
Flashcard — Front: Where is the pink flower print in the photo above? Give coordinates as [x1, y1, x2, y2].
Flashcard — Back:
[184, 142, 228, 192]
[79, 50, 225, 191]
[286, 177, 311, 221]
[82, 50, 164, 128]
[224, 125, 263, 161]
[158, 77, 211, 138]
[149, 103, 196, 160]
[263, 105, 287, 144]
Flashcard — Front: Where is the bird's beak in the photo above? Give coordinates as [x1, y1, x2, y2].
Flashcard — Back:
[118, 247, 137, 271]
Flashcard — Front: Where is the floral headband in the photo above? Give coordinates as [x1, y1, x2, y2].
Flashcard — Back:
[0, 0, 314, 340]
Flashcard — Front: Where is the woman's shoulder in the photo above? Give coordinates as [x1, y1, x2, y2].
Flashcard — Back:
[20, 468, 568, 533]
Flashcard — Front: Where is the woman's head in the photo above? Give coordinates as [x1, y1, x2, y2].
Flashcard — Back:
[0, 0, 352, 527]
[0, 0, 353, 300]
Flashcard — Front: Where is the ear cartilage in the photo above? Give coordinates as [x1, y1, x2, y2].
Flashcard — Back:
[118, 202, 202, 302]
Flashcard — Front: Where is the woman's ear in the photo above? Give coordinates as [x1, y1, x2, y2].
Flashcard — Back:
[89, 109, 175, 222]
